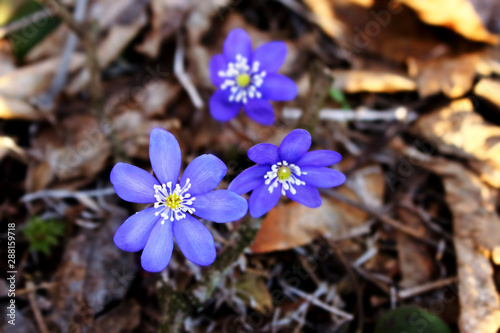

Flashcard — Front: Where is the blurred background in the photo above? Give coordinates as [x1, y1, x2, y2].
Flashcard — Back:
[1, 0, 500, 332]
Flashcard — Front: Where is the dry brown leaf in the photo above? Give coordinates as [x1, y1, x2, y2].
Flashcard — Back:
[474, 77, 500, 110]
[396, 204, 435, 288]
[236, 272, 273, 315]
[137, 81, 181, 117]
[26, 114, 111, 192]
[400, 0, 499, 44]
[250, 164, 384, 253]
[25, 25, 70, 63]
[49, 211, 136, 331]
[426, 160, 500, 333]
[413, 98, 500, 187]
[331, 69, 416, 93]
[408, 51, 497, 98]
[135, 0, 194, 58]
[92, 300, 140, 333]
[0, 96, 41, 120]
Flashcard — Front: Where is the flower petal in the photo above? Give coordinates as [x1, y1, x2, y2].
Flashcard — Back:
[110, 163, 159, 203]
[299, 167, 346, 188]
[260, 73, 297, 101]
[228, 165, 269, 195]
[249, 182, 282, 218]
[209, 54, 226, 87]
[286, 185, 322, 208]
[278, 129, 311, 163]
[209, 89, 242, 122]
[173, 214, 216, 266]
[180, 154, 227, 196]
[114, 208, 161, 252]
[192, 190, 248, 223]
[296, 150, 343, 167]
[248, 143, 279, 165]
[149, 128, 181, 185]
[252, 41, 287, 72]
[223, 28, 252, 62]
[140, 219, 174, 272]
[243, 99, 275, 125]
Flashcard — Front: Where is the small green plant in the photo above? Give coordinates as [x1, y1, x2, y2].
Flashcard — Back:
[329, 88, 351, 110]
[22, 217, 65, 255]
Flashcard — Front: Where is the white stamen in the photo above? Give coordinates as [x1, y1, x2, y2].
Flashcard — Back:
[264, 161, 307, 195]
[218, 54, 266, 104]
[154, 178, 196, 224]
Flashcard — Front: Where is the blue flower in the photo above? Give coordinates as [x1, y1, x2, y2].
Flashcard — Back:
[209, 28, 298, 125]
[110, 128, 248, 272]
[228, 129, 346, 218]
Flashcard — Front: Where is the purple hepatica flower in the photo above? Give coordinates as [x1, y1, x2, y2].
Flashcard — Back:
[228, 129, 346, 218]
[209, 28, 298, 126]
[110, 128, 248, 272]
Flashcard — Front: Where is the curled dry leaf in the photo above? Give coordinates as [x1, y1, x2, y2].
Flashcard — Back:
[426, 160, 500, 333]
[412, 98, 500, 188]
[399, 0, 499, 44]
[331, 69, 416, 93]
[408, 50, 499, 99]
[250, 164, 384, 253]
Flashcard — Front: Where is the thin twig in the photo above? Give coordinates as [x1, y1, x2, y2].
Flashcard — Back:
[38, 0, 85, 37]
[27, 281, 50, 333]
[283, 107, 418, 123]
[283, 283, 354, 321]
[321, 189, 450, 252]
[398, 277, 457, 300]
[22, 187, 115, 202]
[174, 31, 204, 109]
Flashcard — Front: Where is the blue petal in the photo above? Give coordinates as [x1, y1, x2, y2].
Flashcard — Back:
[140, 219, 174, 272]
[209, 89, 242, 122]
[114, 208, 160, 252]
[252, 41, 287, 72]
[278, 129, 311, 163]
[173, 214, 216, 266]
[223, 28, 252, 62]
[248, 143, 279, 165]
[249, 182, 282, 218]
[286, 185, 321, 208]
[243, 99, 275, 125]
[296, 150, 343, 167]
[110, 163, 159, 203]
[228, 165, 269, 195]
[260, 73, 297, 101]
[149, 128, 181, 185]
[209, 54, 226, 87]
[180, 154, 227, 196]
[299, 167, 346, 188]
[192, 190, 248, 223]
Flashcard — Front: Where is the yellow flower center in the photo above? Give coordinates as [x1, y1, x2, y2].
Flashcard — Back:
[277, 166, 291, 181]
[165, 193, 182, 210]
[236, 73, 251, 87]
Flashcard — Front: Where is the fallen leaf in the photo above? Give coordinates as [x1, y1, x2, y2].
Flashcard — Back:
[92, 300, 140, 333]
[250, 164, 384, 253]
[399, 0, 499, 44]
[412, 98, 500, 187]
[236, 272, 273, 315]
[48, 210, 137, 331]
[26, 114, 111, 192]
[331, 69, 416, 93]
[426, 160, 500, 333]
[474, 77, 500, 110]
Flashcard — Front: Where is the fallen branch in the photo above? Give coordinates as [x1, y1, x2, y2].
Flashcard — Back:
[284, 106, 418, 123]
